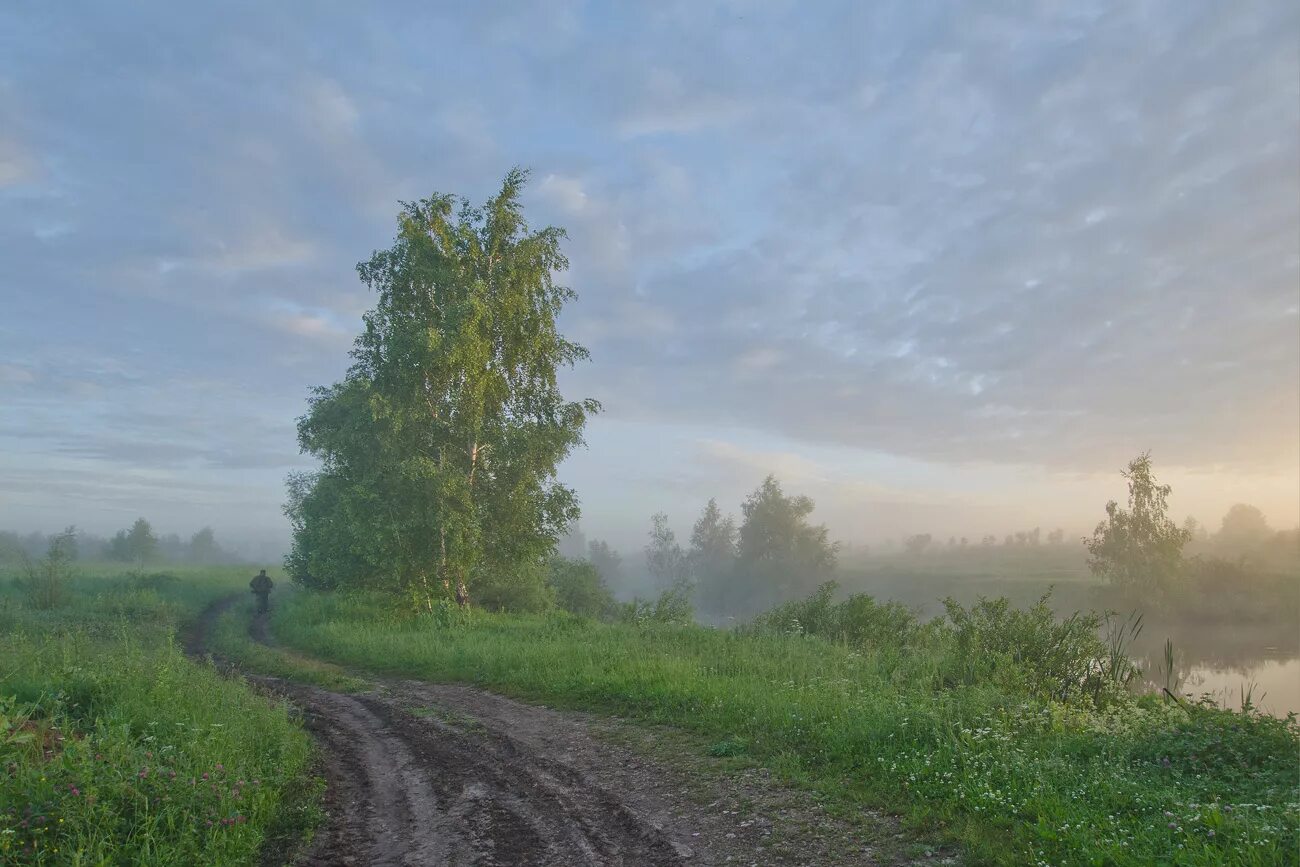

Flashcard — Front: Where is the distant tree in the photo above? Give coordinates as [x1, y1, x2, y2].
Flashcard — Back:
[107, 530, 132, 562]
[1182, 516, 1208, 543]
[1217, 504, 1271, 550]
[1085, 453, 1191, 594]
[25, 528, 77, 609]
[1046, 528, 1065, 545]
[904, 533, 933, 556]
[688, 498, 738, 616]
[157, 532, 185, 560]
[556, 522, 588, 560]
[959, 536, 969, 547]
[981, 535, 997, 547]
[645, 513, 688, 591]
[190, 527, 219, 563]
[125, 518, 158, 569]
[0, 531, 23, 563]
[733, 476, 837, 616]
[286, 170, 598, 608]
[50, 525, 79, 562]
[586, 539, 624, 590]
[1003, 534, 1014, 547]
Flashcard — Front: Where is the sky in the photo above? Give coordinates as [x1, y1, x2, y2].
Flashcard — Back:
[2, 1, 1297, 556]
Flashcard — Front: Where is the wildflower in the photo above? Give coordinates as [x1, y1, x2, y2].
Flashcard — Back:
[67, 786, 80, 797]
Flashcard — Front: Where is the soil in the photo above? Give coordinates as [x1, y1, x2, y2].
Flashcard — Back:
[187, 596, 957, 866]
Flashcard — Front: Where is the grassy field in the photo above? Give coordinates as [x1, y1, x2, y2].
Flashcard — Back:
[267, 588, 1299, 867]
[0, 564, 319, 866]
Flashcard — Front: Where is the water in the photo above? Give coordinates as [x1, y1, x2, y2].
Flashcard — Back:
[1135, 619, 1299, 718]
[1175, 658, 1300, 717]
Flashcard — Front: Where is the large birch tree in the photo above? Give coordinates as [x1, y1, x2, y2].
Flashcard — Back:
[286, 170, 598, 607]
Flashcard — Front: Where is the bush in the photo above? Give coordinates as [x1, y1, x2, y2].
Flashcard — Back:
[471, 561, 554, 613]
[938, 594, 1135, 705]
[747, 581, 918, 647]
[547, 557, 614, 618]
[616, 579, 694, 626]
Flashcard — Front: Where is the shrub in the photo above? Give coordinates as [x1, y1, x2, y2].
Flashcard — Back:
[938, 594, 1133, 705]
[616, 578, 694, 625]
[747, 581, 919, 647]
[547, 557, 614, 618]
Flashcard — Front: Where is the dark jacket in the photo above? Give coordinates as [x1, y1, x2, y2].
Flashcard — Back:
[250, 573, 273, 594]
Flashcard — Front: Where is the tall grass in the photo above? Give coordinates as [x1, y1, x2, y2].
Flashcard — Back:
[0, 565, 319, 865]
[271, 588, 1299, 866]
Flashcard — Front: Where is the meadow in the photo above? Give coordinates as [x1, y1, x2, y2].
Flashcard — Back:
[0, 564, 318, 865]
[266, 586, 1299, 867]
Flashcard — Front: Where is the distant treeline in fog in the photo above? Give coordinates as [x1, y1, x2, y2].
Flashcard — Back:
[0, 519, 247, 567]
[561, 468, 1299, 626]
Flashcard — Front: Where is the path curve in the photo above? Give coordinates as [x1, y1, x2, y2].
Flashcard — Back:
[189, 596, 686, 866]
[188, 595, 945, 866]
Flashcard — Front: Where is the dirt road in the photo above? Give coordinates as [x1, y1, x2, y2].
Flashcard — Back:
[188, 597, 949, 866]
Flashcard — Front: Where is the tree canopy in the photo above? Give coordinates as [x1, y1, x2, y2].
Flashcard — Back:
[286, 170, 598, 607]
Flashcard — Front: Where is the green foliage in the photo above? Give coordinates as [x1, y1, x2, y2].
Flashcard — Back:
[547, 556, 614, 618]
[107, 518, 159, 568]
[471, 559, 554, 613]
[688, 498, 737, 617]
[287, 170, 598, 608]
[269, 589, 1300, 867]
[644, 512, 687, 591]
[747, 581, 919, 649]
[585, 539, 623, 589]
[616, 579, 695, 626]
[21, 528, 78, 610]
[1085, 453, 1192, 594]
[938, 595, 1133, 705]
[189, 527, 219, 564]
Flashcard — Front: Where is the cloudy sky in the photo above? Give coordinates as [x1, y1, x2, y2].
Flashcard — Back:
[2, 1, 1297, 555]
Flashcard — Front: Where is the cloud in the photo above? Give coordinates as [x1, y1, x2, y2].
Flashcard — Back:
[0, 0, 1296, 542]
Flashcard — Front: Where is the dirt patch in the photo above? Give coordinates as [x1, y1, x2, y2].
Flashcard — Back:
[187, 597, 956, 866]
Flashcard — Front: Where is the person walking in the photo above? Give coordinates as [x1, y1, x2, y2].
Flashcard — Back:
[250, 568, 273, 614]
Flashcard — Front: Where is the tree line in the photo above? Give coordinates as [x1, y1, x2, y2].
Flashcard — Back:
[0, 521, 233, 568]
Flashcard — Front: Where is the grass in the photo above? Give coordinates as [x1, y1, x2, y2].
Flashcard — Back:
[207, 597, 369, 693]
[0, 564, 321, 866]
[269, 588, 1300, 866]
